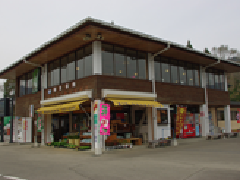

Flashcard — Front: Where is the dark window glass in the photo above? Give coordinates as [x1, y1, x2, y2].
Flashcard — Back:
[102, 44, 114, 76]
[157, 109, 168, 124]
[67, 52, 75, 81]
[179, 62, 186, 85]
[220, 73, 225, 91]
[231, 111, 238, 120]
[186, 63, 194, 86]
[126, 50, 137, 79]
[199, 67, 202, 87]
[138, 52, 146, 79]
[76, 49, 84, 79]
[217, 110, 224, 121]
[206, 72, 209, 88]
[214, 70, 220, 90]
[161, 58, 170, 83]
[54, 60, 60, 86]
[19, 75, 26, 97]
[193, 65, 200, 86]
[154, 57, 161, 81]
[27, 71, 32, 94]
[114, 46, 126, 77]
[61, 56, 68, 84]
[84, 45, 92, 77]
[170, 59, 178, 84]
[208, 71, 214, 89]
[47, 63, 53, 87]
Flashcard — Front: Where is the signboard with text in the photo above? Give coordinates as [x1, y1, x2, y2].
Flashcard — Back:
[176, 107, 186, 138]
[99, 104, 110, 135]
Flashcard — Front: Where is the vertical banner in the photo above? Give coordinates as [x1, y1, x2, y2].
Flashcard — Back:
[94, 100, 102, 155]
[176, 107, 186, 138]
[237, 109, 240, 123]
[99, 104, 110, 135]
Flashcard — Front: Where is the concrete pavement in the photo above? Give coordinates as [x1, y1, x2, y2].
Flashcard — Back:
[0, 138, 240, 180]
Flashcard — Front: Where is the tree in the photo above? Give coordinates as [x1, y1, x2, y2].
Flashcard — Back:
[186, 40, 193, 48]
[211, 45, 240, 60]
[204, 48, 211, 54]
[3, 79, 15, 98]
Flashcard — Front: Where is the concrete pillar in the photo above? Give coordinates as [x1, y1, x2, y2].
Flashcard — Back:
[200, 105, 209, 136]
[46, 114, 51, 143]
[224, 72, 228, 91]
[167, 105, 171, 138]
[91, 101, 95, 151]
[69, 112, 72, 133]
[147, 107, 153, 141]
[153, 107, 157, 140]
[148, 53, 154, 81]
[224, 105, 231, 133]
[92, 41, 102, 75]
[41, 65, 47, 145]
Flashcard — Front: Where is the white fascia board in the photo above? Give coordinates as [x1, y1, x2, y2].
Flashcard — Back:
[102, 89, 157, 99]
[41, 90, 92, 105]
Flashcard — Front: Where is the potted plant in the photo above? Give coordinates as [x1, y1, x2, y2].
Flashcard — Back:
[68, 135, 74, 145]
[74, 135, 80, 146]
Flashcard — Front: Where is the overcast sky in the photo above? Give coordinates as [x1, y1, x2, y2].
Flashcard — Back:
[0, 0, 239, 96]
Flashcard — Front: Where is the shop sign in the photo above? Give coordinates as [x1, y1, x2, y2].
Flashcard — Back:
[176, 107, 186, 137]
[99, 104, 110, 135]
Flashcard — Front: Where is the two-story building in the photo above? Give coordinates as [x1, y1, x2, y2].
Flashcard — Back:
[0, 17, 239, 147]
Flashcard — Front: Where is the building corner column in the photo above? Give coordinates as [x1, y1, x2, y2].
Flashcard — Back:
[224, 105, 231, 133]
[92, 41, 102, 75]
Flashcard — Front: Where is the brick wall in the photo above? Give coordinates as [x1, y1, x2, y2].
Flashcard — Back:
[44, 75, 97, 100]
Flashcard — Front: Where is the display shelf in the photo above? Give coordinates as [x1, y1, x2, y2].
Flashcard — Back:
[80, 143, 91, 146]
[80, 135, 91, 139]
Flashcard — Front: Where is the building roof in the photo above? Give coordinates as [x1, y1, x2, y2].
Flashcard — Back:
[1, 17, 240, 79]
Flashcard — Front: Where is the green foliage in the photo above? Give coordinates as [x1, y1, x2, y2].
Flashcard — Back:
[204, 48, 211, 54]
[3, 79, 15, 98]
[187, 40, 193, 48]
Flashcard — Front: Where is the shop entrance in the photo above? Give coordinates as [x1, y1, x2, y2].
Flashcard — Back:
[52, 114, 69, 142]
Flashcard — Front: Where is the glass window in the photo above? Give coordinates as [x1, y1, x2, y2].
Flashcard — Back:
[186, 63, 194, 86]
[193, 65, 200, 86]
[231, 111, 238, 120]
[76, 49, 84, 79]
[220, 73, 225, 91]
[126, 50, 137, 79]
[47, 63, 53, 87]
[206, 72, 209, 88]
[179, 62, 186, 85]
[114, 46, 126, 77]
[157, 109, 168, 124]
[154, 57, 161, 81]
[161, 58, 170, 83]
[138, 52, 146, 79]
[54, 60, 60, 86]
[27, 71, 32, 94]
[199, 67, 202, 87]
[217, 110, 224, 121]
[67, 52, 75, 81]
[170, 59, 178, 84]
[102, 44, 114, 76]
[214, 70, 220, 90]
[208, 71, 214, 89]
[61, 56, 68, 84]
[19, 75, 26, 97]
[84, 45, 92, 77]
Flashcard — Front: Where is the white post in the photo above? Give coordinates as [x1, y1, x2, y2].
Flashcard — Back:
[167, 105, 171, 138]
[94, 100, 102, 155]
[224, 105, 231, 133]
[92, 41, 102, 75]
[153, 107, 158, 140]
[46, 114, 51, 143]
[41, 65, 47, 146]
[201, 67, 209, 137]
[147, 107, 152, 142]
[91, 101, 95, 151]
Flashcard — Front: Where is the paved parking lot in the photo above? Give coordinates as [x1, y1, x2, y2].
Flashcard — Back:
[0, 138, 240, 180]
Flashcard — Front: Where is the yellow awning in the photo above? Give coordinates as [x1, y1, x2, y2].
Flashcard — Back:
[106, 98, 163, 108]
[37, 101, 85, 114]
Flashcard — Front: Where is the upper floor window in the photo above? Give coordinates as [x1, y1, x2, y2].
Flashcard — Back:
[178, 61, 186, 85]
[47, 44, 92, 88]
[161, 57, 170, 83]
[19, 67, 41, 97]
[170, 59, 178, 84]
[76, 45, 92, 79]
[102, 43, 147, 79]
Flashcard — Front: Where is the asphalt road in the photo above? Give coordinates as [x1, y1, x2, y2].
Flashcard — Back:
[0, 138, 240, 180]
